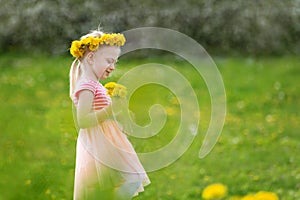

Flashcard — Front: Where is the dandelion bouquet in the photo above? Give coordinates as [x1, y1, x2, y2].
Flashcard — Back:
[104, 82, 132, 133]
[104, 82, 127, 98]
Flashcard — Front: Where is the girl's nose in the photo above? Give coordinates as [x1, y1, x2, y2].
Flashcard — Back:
[110, 64, 115, 70]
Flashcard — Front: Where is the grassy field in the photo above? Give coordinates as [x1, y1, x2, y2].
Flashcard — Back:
[0, 53, 299, 200]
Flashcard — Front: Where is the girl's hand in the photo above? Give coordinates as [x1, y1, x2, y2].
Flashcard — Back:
[77, 90, 114, 128]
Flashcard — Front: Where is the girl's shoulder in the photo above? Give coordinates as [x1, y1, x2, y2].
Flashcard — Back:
[78, 78, 105, 89]
[73, 78, 103, 97]
[78, 78, 99, 85]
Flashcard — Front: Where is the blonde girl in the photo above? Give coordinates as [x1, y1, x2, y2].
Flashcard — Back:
[69, 30, 150, 200]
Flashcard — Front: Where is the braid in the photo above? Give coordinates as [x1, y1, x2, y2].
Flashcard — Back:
[69, 58, 81, 98]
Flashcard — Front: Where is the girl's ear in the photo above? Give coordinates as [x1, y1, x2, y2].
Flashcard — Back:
[86, 52, 94, 65]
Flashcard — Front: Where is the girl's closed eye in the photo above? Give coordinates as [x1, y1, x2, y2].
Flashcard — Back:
[107, 59, 118, 67]
[106, 59, 112, 64]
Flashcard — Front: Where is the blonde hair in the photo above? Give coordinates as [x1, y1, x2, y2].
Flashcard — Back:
[69, 30, 104, 98]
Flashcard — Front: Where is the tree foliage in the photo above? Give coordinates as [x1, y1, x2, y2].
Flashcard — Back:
[0, 0, 299, 55]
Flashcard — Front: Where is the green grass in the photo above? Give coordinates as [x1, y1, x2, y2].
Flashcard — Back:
[0, 53, 299, 200]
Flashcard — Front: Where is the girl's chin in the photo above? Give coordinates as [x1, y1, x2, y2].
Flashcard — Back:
[100, 74, 109, 80]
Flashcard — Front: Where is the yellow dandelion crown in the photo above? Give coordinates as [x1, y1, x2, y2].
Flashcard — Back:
[70, 33, 126, 58]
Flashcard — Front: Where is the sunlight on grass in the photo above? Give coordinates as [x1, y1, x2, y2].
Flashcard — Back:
[0, 53, 299, 199]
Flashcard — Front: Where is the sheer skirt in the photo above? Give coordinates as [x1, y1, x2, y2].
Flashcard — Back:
[73, 120, 150, 200]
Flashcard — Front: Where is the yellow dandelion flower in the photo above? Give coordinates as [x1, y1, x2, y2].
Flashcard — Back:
[104, 81, 116, 89]
[241, 194, 256, 200]
[104, 82, 127, 98]
[116, 39, 122, 46]
[25, 179, 31, 185]
[166, 190, 173, 195]
[70, 40, 84, 58]
[252, 175, 260, 181]
[113, 87, 127, 97]
[202, 183, 228, 200]
[88, 37, 99, 51]
[255, 191, 279, 200]
[112, 34, 121, 45]
[104, 82, 115, 96]
[100, 34, 110, 43]
[203, 176, 211, 182]
[114, 33, 126, 46]
[81, 37, 93, 46]
[106, 89, 113, 97]
[112, 84, 127, 97]
[102, 34, 111, 45]
[51, 194, 56, 199]
[169, 174, 176, 180]
[165, 106, 176, 116]
[45, 188, 51, 195]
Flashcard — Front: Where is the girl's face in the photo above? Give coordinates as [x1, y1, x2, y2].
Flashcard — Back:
[90, 46, 120, 80]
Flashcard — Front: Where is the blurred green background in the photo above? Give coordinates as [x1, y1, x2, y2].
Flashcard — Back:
[0, 0, 299, 200]
[0, 0, 299, 55]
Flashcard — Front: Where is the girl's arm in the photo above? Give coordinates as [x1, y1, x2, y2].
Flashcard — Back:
[76, 90, 112, 129]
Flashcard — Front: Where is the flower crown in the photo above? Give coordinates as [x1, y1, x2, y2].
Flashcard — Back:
[70, 33, 126, 58]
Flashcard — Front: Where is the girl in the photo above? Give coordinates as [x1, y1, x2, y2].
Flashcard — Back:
[69, 30, 150, 200]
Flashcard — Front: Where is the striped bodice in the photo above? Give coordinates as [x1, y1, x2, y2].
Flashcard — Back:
[73, 78, 111, 111]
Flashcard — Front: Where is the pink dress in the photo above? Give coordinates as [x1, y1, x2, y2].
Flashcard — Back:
[72, 78, 150, 199]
